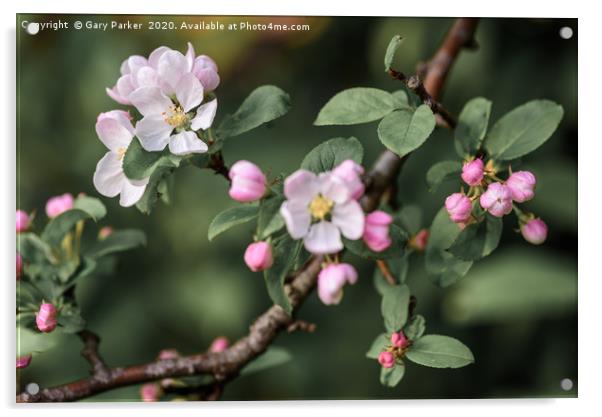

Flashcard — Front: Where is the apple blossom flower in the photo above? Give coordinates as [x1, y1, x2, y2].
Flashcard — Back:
[506, 170, 536, 203]
[244, 241, 273, 272]
[332, 159, 365, 200]
[140, 383, 161, 402]
[445, 193, 472, 223]
[16, 355, 32, 369]
[16, 210, 30, 233]
[106, 53, 162, 105]
[93, 110, 149, 207]
[521, 218, 548, 245]
[280, 170, 364, 254]
[378, 351, 395, 368]
[228, 160, 267, 202]
[391, 331, 409, 348]
[480, 182, 512, 217]
[363, 210, 393, 252]
[36, 303, 57, 333]
[461, 158, 484, 186]
[45, 193, 74, 218]
[317, 263, 358, 306]
[16, 253, 23, 279]
[210, 336, 230, 353]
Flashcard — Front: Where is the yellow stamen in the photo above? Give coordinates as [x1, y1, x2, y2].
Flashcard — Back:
[163, 105, 188, 127]
[117, 146, 127, 161]
[309, 194, 334, 220]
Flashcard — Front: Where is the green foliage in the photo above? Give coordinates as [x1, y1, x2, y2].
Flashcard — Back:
[256, 194, 286, 240]
[447, 215, 502, 261]
[377, 105, 436, 157]
[85, 230, 147, 258]
[366, 333, 389, 359]
[123, 138, 182, 181]
[454, 97, 492, 157]
[314, 88, 396, 126]
[18, 233, 56, 264]
[391, 89, 412, 110]
[344, 224, 408, 260]
[426, 160, 462, 192]
[405, 335, 474, 369]
[41, 197, 106, 248]
[73, 195, 107, 220]
[135, 165, 179, 214]
[57, 305, 86, 334]
[381, 284, 410, 332]
[240, 347, 292, 376]
[218, 85, 291, 139]
[384, 35, 404, 70]
[263, 234, 302, 314]
[207, 205, 259, 241]
[17, 328, 59, 356]
[300, 137, 364, 173]
[484, 100, 564, 160]
[380, 364, 405, 387]
[403, 315, 426, 341]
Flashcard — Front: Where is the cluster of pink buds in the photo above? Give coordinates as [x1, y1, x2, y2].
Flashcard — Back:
[36, 303, 58, 333]
[444, 158, 547, 245]
[378, 330, 410, 368]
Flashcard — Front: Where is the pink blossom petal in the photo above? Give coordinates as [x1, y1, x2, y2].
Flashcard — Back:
[168, 131, 208, 155]
[135, 115, 173, 151]
[93, 152, 126, 198]
[280, 200, 311, 239]
[175, 73, 204, 113]
[119, 177, 148, 207]
[129, 86, 172, 117]
[157, 50, 190, 95]
[283, 170, 319, 203]
[191, 99, 217, 131]
[332, 200, 365, 240]
[304, 221, 343, 254]
[318, 173, 350, 204]
[148, 46, 171, 69]
[95, 118, 133, 152]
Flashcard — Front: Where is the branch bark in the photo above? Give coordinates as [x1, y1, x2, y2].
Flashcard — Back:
[16, 17, 478, 403]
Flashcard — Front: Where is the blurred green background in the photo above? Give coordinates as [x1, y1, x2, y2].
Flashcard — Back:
[16, 15, 577, 400]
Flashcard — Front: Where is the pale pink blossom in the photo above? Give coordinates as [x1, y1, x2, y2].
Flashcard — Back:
[480, 182, 512, 217]
[244, 241, 273, 272]
[445, 193, 472, 223]
[521, 218, 548, 245]
[461, 158, 484, 186]
[210, 336, 229, 353]
[36, 303, 57, 333]
[332, 159, 365, 200]
[317, 263, 358, 306]
[45, 193, 74, 218]
[363, 210, 393, 252]
[16, 210, 30, 233]
[378, 351, 395, 368]
[506, 171, 536, 202]
[229, 160, 266, 202]
[106, 54, 160, 105]
[187, 42, 221, 92]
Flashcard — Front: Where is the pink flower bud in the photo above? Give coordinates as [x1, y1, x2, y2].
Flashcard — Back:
[140, 383, 161, 402]
[45, 193, 74, 218]
[16, 253, 23, 279]
[210, 336, 229, 353]
[98, 226, 114, 240]
[193, 55, 220, 91]
[228, 160, 267, 202]
[521, 218, 548, 245]
[506, 171, 536, 202]
[16, 210, 30, 233]
[410, 229, 429, 251]
[36, 303, 58, 333]
[317, 263, 357, 306]
[479, 182, 512, 217]
[378, 351, 395, 368]
[244, 241, 274, 272]
[445, 193, 472, 223]
[158, 349, 180, 360]
[390, 331, 408, 348]
[461, 158, 484, 186]
[16, 354, 32, 369]
[363, 210, 393, 252]
[332, 159, 365, 200]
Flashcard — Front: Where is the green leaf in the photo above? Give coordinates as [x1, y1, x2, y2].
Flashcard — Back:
[380, 364, 405, 387]
[17, 233, 56, 264]
[314, 88, 396, 126]
[135, 165, 179, 214]
[300, 137, 364, 173]
[240, 347, 292, 376]
[17, 328, 59, 356]
[384, 35, 404, 70]
[73, 196, 106, 221]
[381, 284, 410, 332]
[425, 208, 473, 287]
[57, 305, 86, 334]
[484, 100, 564, 160]
[344, 224, 408, 260]
[256, 194, 285, 240]
[123, 138, 181, 181]
[391, 90, 411, 110]
[377, 105, 436, 157]
[454, 97, 492, 157]
[447, 215, 502, 261]
[218, 85, 291, 139]
[207, 205, 259, 241]
[405, 335, 474, 369]
[63, 256, 98, 288]
[42, 210, 92, 248]
[366, 333, 389, 359]
[263, 234, 302, 314]
[403, 314, 426, 341]
[85, 229, 147, 258]
[426, 160, 462, 192]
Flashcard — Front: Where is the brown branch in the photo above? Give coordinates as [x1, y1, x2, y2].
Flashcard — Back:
[77, 330, 110, 382]
[17, 18, 478, 403]
[376, 259, 397, 286]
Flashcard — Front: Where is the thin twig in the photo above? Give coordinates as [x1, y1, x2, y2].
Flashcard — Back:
[376, 259, 397, 286]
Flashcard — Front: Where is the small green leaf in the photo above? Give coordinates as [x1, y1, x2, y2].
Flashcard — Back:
[377, 105, 436, 157]
[123, 138, 181, 181]
[73, 196, 106, 221]
[381, 284, 410, 332]
[405, 335, 474, 369]
[447, 215, 502, 261]
[240, 347, 292, 376]
[218, 85, 291, 139]
[454, 97, 492, 157]
[314, 88, 396, 126]
[57, 305, 86, 334]
[85, 229, 147, 258]
[300, 137, 364, 173]
[403, 314, 426, 341]
[484, 100, 564, 160]
[391, 90, 411, 110]
[426, 160, 462, 192]
[256, 194, 286, 240]
[17, 328, 59, 356]
[344, 224, 408, 260]
[263, 234, 302, 314]
[380, 364, 405, 387]
[135, 165, 179, 214]
[207, 205, 259, 241]
[18, 233, 56, 264]
[366, 333, 389, 359]
[41, 210, 91, 248]
[384, 35, 404, 70]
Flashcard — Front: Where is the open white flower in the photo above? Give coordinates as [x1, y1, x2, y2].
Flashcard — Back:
[280, 169, 365, 254]
[93, 111, 149, 207]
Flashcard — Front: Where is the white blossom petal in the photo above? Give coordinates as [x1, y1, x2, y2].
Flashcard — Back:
[93, 152, 125, 198]
[280, 200, 311, 239]
[157, 50, 190, 95]
[168, 131, 208, 155]
[175, 73, 204, 113]
[319, 173, 350, 204]
[148, 46, 171, 69]
[303, 221, 343, 254]
[115, 74, 135, 99]
[283, 170, 319, 204]
[129, 86, 172, 116]
[190, 99, 217, 131]
[105, 86, 129, 105]
[185, 42, 196, 71]
[119, 177, 149, 207]
[95, 118, 133, 151]
[332, 200, 365, 240]
[135, 115, 172, 151]
[133, 66, 159, 89]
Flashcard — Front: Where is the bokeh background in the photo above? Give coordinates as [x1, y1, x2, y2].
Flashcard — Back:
[16, 15, 577, 400]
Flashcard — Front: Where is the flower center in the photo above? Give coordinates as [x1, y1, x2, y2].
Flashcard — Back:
[117, 146, 127, 161]
[163, 105, 188, 128]
[308, 194, 334, 220]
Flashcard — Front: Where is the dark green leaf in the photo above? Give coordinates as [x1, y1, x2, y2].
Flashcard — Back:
[85, 229, 147, 258]
[366, 333, 389, 359]
[135, 165, 178, 214]
[57, 305, 86, 334]
[218, 85, 291, 139]
[484, 100, 564, 160]
[380, 364, 405, 387]
[403, 314, 426, 341]
[455, 97, 492, 157]
[41, 210, 92, 248]
[240, 347, 292, 376]
[405, 335, 474, 368]
[314, 88, 396, 126]
[384, 35, 404, 70]
[18, 233, 56, 264]
[123, 137, 181, 181]
[263, 235, 302, 314]
[377, 105, 436, 157]
[300, 137, 364, 173]
[381, 284, 410, 332]
[73, 196, 106, 221]
[426, 160, 462, 192]
[256, 194, 286, 240]
[344, 224, 408, 260]
[63, 256, 98, 288]
[208, 205, 259, 241]
[447, 215, 502, 261]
